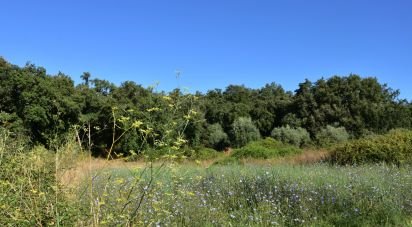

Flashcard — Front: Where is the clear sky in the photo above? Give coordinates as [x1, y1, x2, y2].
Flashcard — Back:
[1, 0, 411, 99]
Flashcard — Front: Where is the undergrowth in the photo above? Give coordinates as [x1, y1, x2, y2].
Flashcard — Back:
[231, 137, 302, 159]
[330, 129, 412, 165]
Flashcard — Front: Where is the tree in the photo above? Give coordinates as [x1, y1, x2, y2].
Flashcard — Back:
[271, 126, 311, 147]
[231, 117, 261, 148]
[81, 72, 91, 87]
[206, 123, 229, 150]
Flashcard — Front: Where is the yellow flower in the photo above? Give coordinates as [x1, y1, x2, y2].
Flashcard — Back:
[132, 120, 143, 128]
[119, 116, 130, 123]
[146, 107, 161, 112]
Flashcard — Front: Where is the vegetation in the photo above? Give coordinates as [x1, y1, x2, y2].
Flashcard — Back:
[205, 123, 229, 150]
[3, 133, 411, 226]
[315, 125, 350, 147]
[0, 129, 78, 226]
[186, 147, 222, 160]
[231, 117, 261, 148]
[271, 126, 311, 147]
[83, 164, 409, 226]
[331, 129, 412, 165]
[1, 57, 412, 226]
[231, 137, 302, 160]
[1, 57, 412, 155]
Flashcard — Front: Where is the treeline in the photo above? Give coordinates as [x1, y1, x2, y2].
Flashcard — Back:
[1, 57, 411, 156]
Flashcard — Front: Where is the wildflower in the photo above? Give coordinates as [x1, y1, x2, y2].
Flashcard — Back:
[147, 107, 161, 112]
[132, 120, 143, 128]
[119, 116, 130, 123]
[162, 95, 172, 101]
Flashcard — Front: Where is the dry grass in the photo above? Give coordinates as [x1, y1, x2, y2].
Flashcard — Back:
[58, 155, 145, 188]
[58, 149, 330, 188]
[240, 149, 329, 166]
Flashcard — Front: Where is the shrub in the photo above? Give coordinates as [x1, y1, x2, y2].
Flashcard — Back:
[316, 125, 350, 146]
[212, 156, 242, 165]
[0, 128, 77, 226]
[231, 117, 261, 148]
[231, 137, 302, 159]
[188, 147, 222, 160]
[330, 129, 412, 165]
[206, 123, 229, 150]
[271, 125, 311, 147]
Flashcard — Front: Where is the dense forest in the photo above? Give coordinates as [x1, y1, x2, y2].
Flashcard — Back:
[1, 57, 411, 156]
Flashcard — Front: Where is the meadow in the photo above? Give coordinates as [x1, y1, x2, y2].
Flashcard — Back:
[1, 61, 412, 226]
[76, 163, 412, 226]
[1, 131, 411, 226]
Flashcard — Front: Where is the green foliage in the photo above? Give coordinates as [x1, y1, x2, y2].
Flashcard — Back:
[206, 123, 229, 150]
[292, 75, 410, 136]
[2, 125, 411, 226]
[189, 147, 222, 160]
[281, 113, 302, 128]
[330, 129, 412, 165]
[231, 117, 261, 148]
[1, 57, 412, 156]
[0, 128, 77, 226]
[213, 156, 242, 165]
[231, 137, 302, 159]
[271, 125, 311, 147]
[316, 125, 350, 146]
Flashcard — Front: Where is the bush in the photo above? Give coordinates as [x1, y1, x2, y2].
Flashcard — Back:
[231, 137, 302, 159]
[231, 117, 261, 148]
[330, 129, 412, 165]
[271, 125, 311, 147]
[0, 128, 77, 226]
[188, 147, 222, 160]
[206, 123, 229, 150]
[316, 125, 350, 146]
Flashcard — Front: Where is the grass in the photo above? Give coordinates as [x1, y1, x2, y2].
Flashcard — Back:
[2, 130, 411, 226]
[75, 162, 412, 226]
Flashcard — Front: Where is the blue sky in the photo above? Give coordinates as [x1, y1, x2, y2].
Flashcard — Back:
[1, 0, 411, 99]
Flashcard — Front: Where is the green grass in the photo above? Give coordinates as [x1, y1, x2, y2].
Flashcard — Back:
[231, 137, 302, 159]
[78, 163, 412, 226]
[2, 130, 411, 226]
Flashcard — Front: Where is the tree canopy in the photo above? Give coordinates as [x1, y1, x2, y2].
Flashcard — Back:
[1, 57, 410, 155]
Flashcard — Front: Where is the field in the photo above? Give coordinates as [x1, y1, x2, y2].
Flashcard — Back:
[70, 161, 411, 226]
[1, 130, 412, 226]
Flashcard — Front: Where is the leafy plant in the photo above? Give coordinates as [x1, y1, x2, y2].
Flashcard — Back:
[190, 147, 222, 160]
[231, 137, 302, 159]
[231, 117, 261, 148]
[0, 128, 78, 226]
[206, 123, 229, 150]
[271, 125, 311, 147]
[316, 125, 350, 146]
[330, 128, 412, 165]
